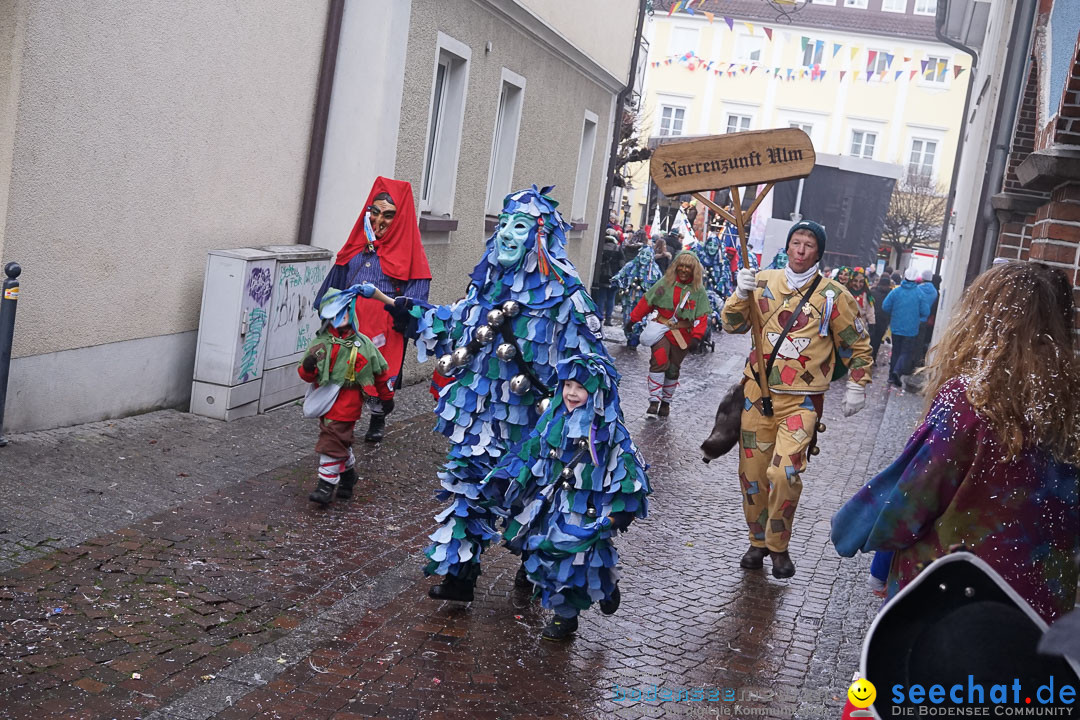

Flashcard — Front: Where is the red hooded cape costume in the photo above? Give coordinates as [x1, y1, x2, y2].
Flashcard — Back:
[335, 177, 431, 384]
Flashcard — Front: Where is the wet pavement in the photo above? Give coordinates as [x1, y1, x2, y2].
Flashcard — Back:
[0, 330, 925, 719]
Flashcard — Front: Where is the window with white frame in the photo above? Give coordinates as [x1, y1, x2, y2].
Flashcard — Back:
[810, 0, 836, 4]
[571, 111, 598, 222]
[485, 70, 526, 216]
[924, 55, 949, 83]
[789, 121, 814, 135]
[909, 138, 937, 177]
[421, 33, 471, 215]
[867, 50, 889, 75]
[726, 114, 752, 133]
[802, 39, 825, 67]
[882, 0, 908, 11]
[735, 34, 763, 63]
[669, 26, 699, 56]
[844, 0, 868, 8]
[850, 130, 877, 159]
[659, 105, 686, 137]
[914, 0, 937, 15]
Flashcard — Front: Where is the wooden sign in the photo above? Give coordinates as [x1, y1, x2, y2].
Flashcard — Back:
[650, 127, 815, 196]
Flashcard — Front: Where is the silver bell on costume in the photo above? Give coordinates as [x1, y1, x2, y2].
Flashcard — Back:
[536, 397, 551, 415]
[495, 342, 517, 361]
[474, 325, 496, 345]
[486, 309, 505, 328]
[501, 300, 521, 317]
[509, 374, 531, 395]
[451, 346, 473, 367]
[436, 354, 455, 375]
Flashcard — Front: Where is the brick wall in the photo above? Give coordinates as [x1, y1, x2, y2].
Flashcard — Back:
[1004, 60, 1047, 198]
[1028, 183, 1080, 332]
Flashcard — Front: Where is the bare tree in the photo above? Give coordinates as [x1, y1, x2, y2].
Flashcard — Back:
[881, 172, 948, 258]
[612, 104, 652, 190]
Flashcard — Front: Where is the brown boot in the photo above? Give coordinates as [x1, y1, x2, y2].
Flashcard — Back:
[647, 401, 660, 415]
[658, 402, 671, 417]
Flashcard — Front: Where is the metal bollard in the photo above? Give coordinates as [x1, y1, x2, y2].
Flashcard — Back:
[0, 262, 21, 447]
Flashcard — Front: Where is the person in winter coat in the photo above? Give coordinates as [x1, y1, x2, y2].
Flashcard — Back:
[868, 273, 893, 361]
[881, 268, 932, 386]
[653, 239, 673, 274]
[592, 230, 623, 325]
[914, 270, 940, 366]
[832, 261, 1080, 624]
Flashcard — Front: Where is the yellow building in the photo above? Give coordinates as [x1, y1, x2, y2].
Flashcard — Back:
[628, 0, 971, 237]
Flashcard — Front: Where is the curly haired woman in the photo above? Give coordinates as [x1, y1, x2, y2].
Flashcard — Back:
[832, 261, 1080, 623]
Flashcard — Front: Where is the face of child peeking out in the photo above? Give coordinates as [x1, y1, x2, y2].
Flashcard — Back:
[562, 379, 588, 412]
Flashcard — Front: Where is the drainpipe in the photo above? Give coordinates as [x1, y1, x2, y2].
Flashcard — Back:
[595, 0, 648, 281]
[962, 0, 1038, 283]
[297, 0, 346, 246]
[932, 0, 979, 280]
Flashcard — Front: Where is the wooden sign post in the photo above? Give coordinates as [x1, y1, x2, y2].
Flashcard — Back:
[649, 128, 815, 416]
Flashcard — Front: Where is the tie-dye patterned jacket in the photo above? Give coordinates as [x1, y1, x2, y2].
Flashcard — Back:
[832, 377, 1080, 623]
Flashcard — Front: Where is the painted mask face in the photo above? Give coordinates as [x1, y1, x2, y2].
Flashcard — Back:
[676, 263, 693, 284]
[705, 237, 720, 256]
[561, 379, 589, 411]
[836, 269, 850, 285]
[495, 212, 534, 267]
[368, 199, 396, 239]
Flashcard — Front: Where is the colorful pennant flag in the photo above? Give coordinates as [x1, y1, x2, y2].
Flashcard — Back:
[744, 22, 755, 35]
[954, 64, 966, 78]
[885, 53, 895, 69]
[895, 70, 903, 81]
[725, 16, 734, 30]
[763, 27, 773, 41]
[801, 36, 809, 52]
[833, 43, 843, 58]
[850, 47, 860, 61]
[867, 50, 878, 68]
[840, 70, 847, 81]
[704, 11, 714, 23]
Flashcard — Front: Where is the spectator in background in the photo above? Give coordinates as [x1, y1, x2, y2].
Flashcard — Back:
[591, 229, 623, 326]
[869, 273, 894, 361]
[665, 230, 683, 257]
[654, 238, 673, 274]
[891, 271, 902, 285]
[882, 268, 932, 387]
[914, 270, 940, 367]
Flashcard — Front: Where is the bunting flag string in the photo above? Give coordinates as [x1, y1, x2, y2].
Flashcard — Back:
[649, 48, 969, 85]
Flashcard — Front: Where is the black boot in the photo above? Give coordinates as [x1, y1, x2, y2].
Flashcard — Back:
[308, 479, 335, 506]
[599, 585, 621, 615]
[427, 574, 475, 602]
[740, 545, 769, 569]
[365, 413, 387, 443]
[514, 564, 532, 590]
[541, 614, 578, 641]
[770, 551, 796, 579]
[336, 468, 358, 499]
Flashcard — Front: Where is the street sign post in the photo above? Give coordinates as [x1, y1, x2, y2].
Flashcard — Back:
[649, 128, 816, 416]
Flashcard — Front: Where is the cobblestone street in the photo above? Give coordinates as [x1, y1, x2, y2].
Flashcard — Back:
[0, 332, 925, 720]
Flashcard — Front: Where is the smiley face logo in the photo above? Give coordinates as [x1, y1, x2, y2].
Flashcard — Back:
[848, 677, 877, 709]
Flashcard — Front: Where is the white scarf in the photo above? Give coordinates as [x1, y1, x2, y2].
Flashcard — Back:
[784, 262, 820, 292]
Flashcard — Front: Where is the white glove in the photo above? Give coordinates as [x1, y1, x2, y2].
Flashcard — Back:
[735, 269, 758, 299]
[841, 379, 866, 417]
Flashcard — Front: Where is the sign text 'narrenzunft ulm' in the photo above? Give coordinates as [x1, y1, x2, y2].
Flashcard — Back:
[649, 128, 816, 196]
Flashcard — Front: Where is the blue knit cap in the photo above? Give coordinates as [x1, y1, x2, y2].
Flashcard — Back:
[786, 220, 827, 261]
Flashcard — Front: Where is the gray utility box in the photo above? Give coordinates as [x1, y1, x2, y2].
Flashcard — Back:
[190, 245, 332, 421]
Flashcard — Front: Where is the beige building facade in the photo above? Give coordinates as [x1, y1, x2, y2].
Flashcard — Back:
[0, 0, 640, 433]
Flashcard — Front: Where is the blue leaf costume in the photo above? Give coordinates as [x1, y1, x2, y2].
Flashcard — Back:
[487, 354, 650, 617]
[610, 245, 662, 345]
[414, 186, 609, 580]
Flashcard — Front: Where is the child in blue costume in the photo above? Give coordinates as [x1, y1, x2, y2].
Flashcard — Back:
[611, 244, 662, 347]
[403, 186, 609, 603]
[488, 353, 650, 640]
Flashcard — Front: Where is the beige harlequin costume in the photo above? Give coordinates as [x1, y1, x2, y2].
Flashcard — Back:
[722, 268, 873, 552]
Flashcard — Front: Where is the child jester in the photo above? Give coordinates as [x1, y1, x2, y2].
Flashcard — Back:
[484, 353, 650, 641]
